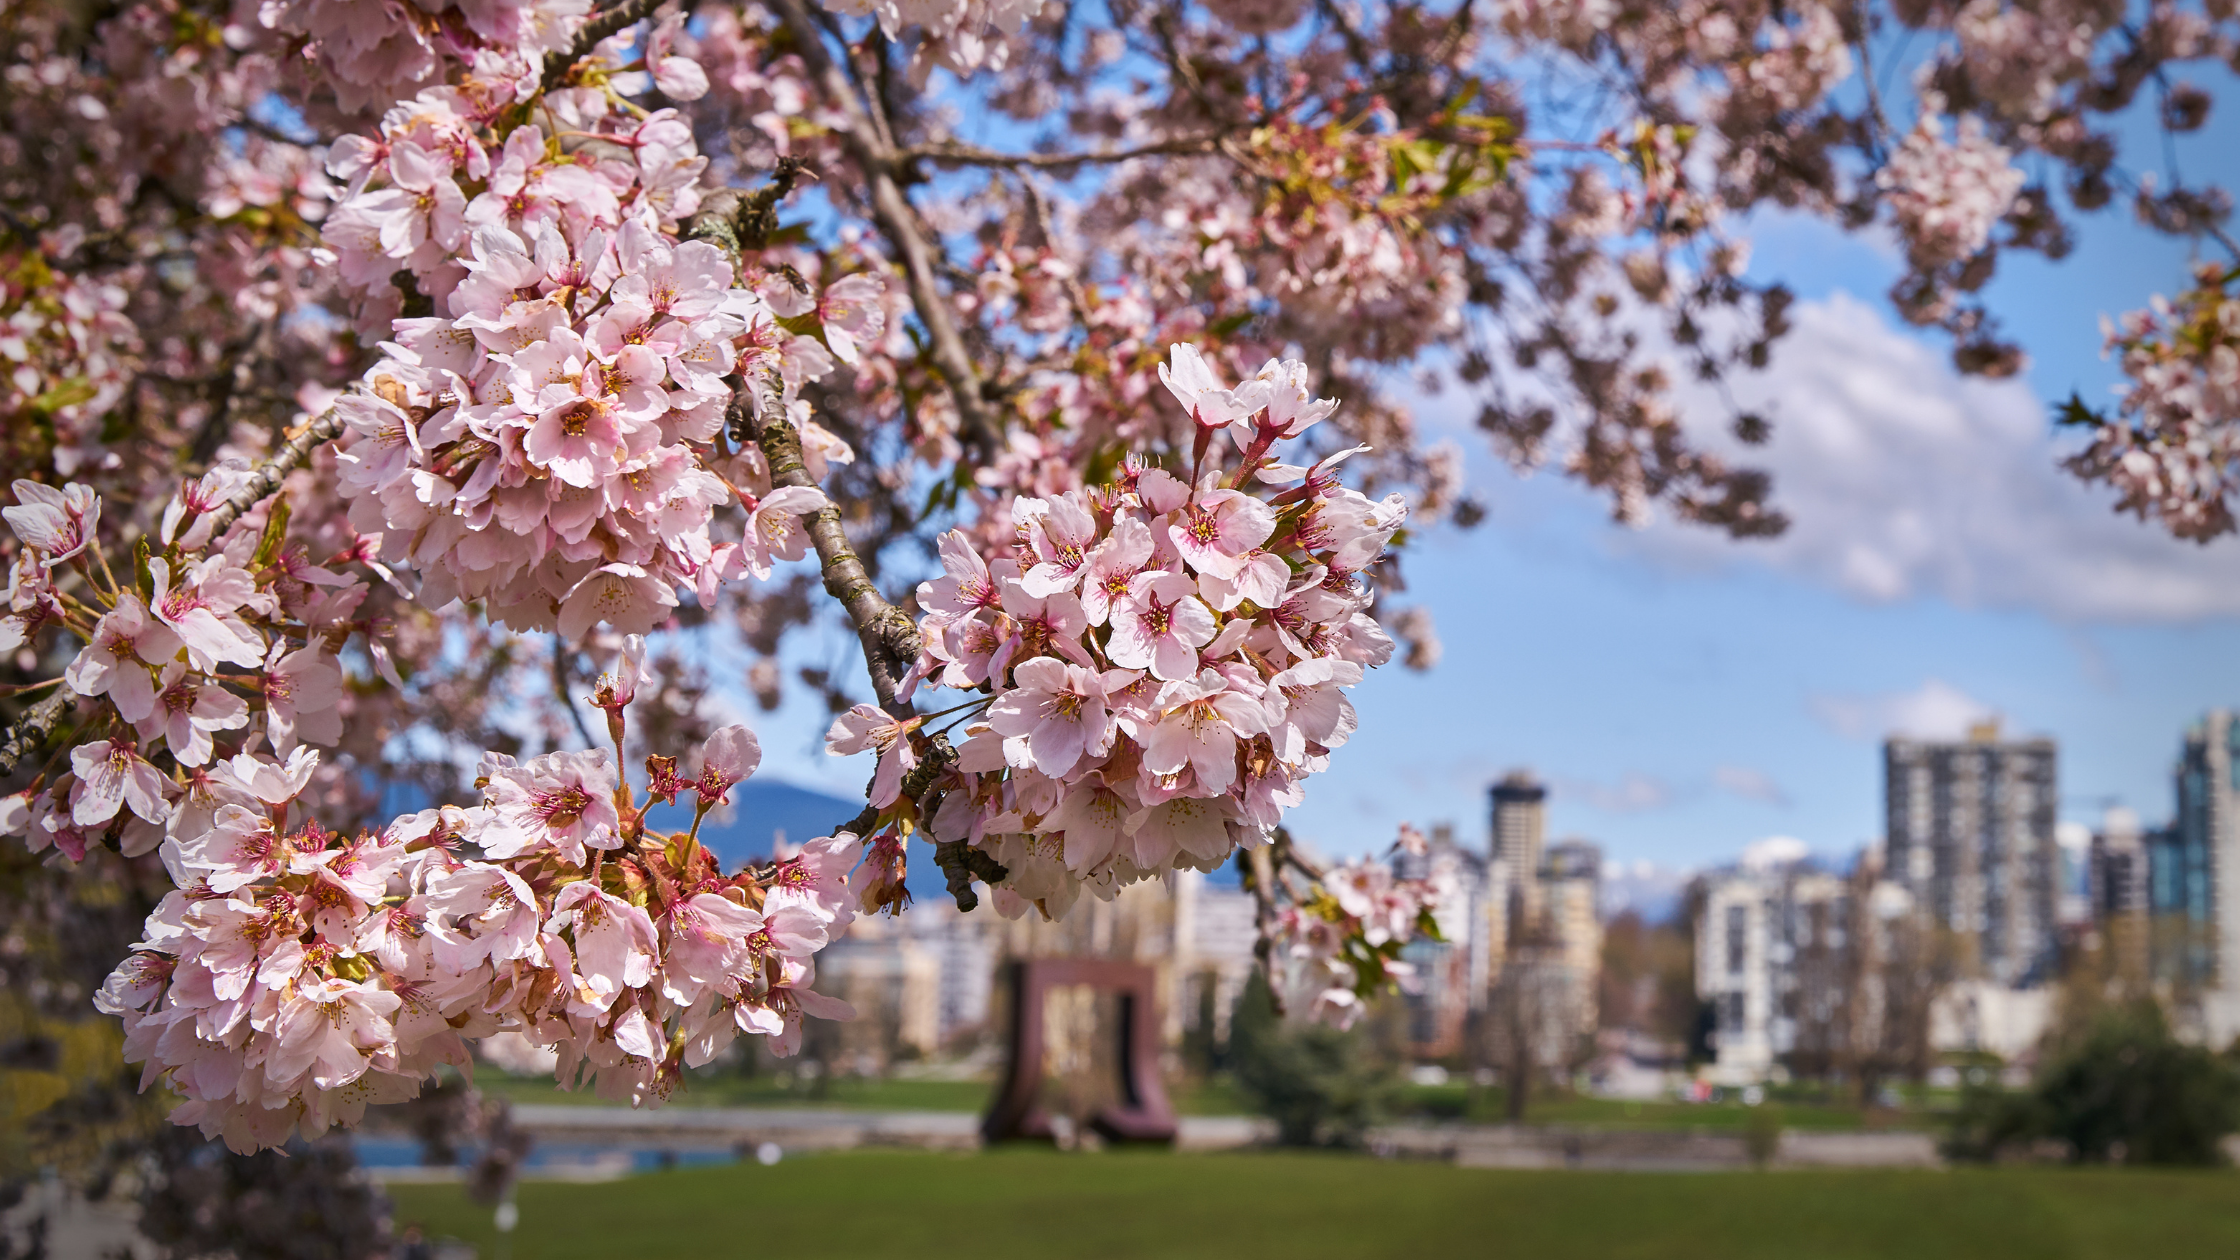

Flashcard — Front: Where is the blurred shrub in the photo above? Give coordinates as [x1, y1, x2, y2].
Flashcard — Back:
[1945, 1001, 2240, 1166]
[1228, 974, 1399, 1148]
[1741, 1104, 1784, 1168]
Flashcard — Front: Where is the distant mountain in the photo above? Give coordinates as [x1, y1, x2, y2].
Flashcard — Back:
[1599, 862, 1695, 924]
[647, 778, 951, 905]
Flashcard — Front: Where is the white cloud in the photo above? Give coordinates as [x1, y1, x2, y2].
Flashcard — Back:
[1625, 294, 2240, 622]
[1713, 764, 1790, 806]
[1552, 771, 1677, 813]
[1809, 677, 1998, 741]
[1598, 860, 1695, 919]
[1741, 835, 1811, 870]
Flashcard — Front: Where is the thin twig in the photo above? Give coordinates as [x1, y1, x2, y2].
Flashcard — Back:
[900, 134, 1223, 171]
[745, 396, 921, 716]
[541, 0, 665, 92]
[550, 635, 601, 750]
[1246, 844, 1286, 1016]
[0, 692, 72, 778]
[768, 0, 1004, 455]
[202, 410, 345, 542]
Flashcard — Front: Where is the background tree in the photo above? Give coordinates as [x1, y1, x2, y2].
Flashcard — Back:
[0, 0, 2236, 1183]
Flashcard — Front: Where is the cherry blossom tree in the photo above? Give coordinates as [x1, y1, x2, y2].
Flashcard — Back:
[0, 0, 2232, 1159]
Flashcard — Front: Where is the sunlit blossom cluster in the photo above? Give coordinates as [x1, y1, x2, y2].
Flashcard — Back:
[0, 256, 139, 477]
[2066, 265, 2240, 541]
[1875, 113, 2025, 273]
[827, 346, 1404, 920]
[818, 0, 1048, 75]
[263, 0, 591, 112]
[323, 53, 875, 635]
[1273, 826, 1450, 1028]
[0, 478, 371, 863]
[94, 713, 861, 1154]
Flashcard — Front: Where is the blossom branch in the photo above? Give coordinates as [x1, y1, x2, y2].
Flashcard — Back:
[683, 156, 810, 272]
[541, 0, 665, 91]
[899, 134, 1224, 170]
[768, 0, 1003, 455]
[0, 692, 72, 778]
[744, 401, 919, 712]
[200, 410, 344, 543]
[1245, 844, 1285, 1016]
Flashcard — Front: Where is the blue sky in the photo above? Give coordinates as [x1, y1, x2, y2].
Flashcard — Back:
[719, 105, 2240, 887]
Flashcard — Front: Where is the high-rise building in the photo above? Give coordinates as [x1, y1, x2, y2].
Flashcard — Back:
[1696, 851, 1847, 1080]
[1883, 724, 2059, 986]
[2089, 806, 2150, 985]
[1543, 839, 1603, 1037]
[1491, 771, 1547, 932]
[2148, 712, 2240, 1022]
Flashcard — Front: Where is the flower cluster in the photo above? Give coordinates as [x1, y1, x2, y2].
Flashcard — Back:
[0, 476, 377, 863]
[818, 0, 1048, 76]
[1272, 827, 1447, 1028]
[262, 0, 590, 113]
[96, 709, 860, 1154]
[323, 54, 867, 636]
[0, 253, 140, 478]
[2064, 263, 2240, 540]
[828, 347, 1404, 921]
[1875, 112, 2025, 273]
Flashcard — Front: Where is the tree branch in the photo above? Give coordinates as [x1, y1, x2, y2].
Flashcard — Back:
[682, 157, 809, 274]
[0, 692, 72, 778]
[202, 410, 345, 543]
[542, 0, 665, 92]
[767, 0, 1005, 456]
[743, 397, 920, 714]
[1245, 843, 1286, 1016]
[741, 392, 1009, 910]
[900, 134, 1222, 171]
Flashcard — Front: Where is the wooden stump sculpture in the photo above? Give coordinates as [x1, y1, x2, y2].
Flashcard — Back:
[981, 958, 1179, 1145]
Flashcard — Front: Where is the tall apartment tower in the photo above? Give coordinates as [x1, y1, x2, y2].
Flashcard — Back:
[2166, 711, 2240, 1002]
[1883, 724, 2059, 986]
[1491, 771, 1547, 927]
[2089, 806, 2151, 988]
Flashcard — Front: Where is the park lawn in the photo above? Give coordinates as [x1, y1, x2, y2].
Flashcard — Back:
[388, 1149, 2240, 1260]
[473, 1072, 1916, 1130]
[1400, 1086, 1901, 1131]
[474, 1072, 1260, 1116]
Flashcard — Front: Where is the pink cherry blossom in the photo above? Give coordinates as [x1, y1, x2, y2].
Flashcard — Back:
[483, 749, 622, 864]
[263, 644, 346, 753]
[149, 557, 267, 671]
[1138, 670, 1270, 795]
[739, 486, 829, 579]
[1167, 488, 1275, 581]
[1077, 516, 1154, 627]
[696, 723, 762, 802]
[138, 663, 251, 768]
[985, 658, 1117, 777]
[69, 739, 170, 828]
[3, 479, 99, 564]
[1158, 342, 1270, 432]
[826, 704, 920, 808]
[1106, 571, 1217, 682]
[64, 594, 180, 723]
[547, 883, 658, 1012]
[1016, 491, 1099, 596]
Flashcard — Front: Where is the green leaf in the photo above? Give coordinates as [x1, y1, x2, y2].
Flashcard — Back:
[253, 495, 291, 569]
[2056, 392, 2107, 428]
[28, 378, 97, 417]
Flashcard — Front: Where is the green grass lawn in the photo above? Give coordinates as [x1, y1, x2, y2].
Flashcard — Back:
[473, 1071, 1273, 1117]
[474, 1071, 1919, 1130]
[388, 1149, 2240, 1260]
